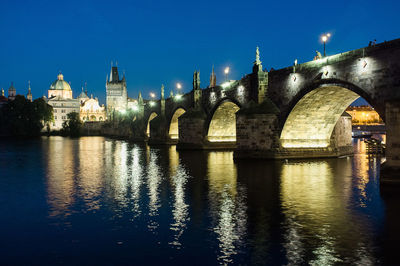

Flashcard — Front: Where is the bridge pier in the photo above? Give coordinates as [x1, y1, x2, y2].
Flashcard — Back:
[381, 100, 400, 185]
[234, 101, 354, 159]
[148, 116, 176, 145]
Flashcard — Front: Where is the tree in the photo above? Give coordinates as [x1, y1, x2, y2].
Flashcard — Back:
[62, 111, 82, 137]
[0, 95, 53, 136]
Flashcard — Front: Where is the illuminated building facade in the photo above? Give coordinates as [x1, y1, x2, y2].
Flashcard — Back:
[80, 95, 106, 122]
[346, 106, 383, 125]
[46, 73, 80, 130]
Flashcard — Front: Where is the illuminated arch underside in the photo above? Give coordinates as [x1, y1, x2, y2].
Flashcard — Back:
[208, 101, 240, 142]
[280, 86, 359, 148]
[146, 112, 158, 137]
[169, 108, 186, 139]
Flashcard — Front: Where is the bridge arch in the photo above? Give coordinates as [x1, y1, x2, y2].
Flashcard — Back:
[146, 112, 158, 138]
[280, 80, 384, 148]
[168, 107, 186, 140]
[207, 98, 241, 142]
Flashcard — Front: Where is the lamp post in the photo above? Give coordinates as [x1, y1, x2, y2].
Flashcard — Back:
[321, 33, 331, 57]
[176, 82, 182, 94]
[224, 67, 230, 81]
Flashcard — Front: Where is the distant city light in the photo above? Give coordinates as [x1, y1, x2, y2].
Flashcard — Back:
[150, 92, 156, 99]
[174, 94, 182, 101]
[149, 101, 156, 107]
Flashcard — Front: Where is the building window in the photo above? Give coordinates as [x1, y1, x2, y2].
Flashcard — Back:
[61, 109, 65, 113]
[54, 109, 57, 113]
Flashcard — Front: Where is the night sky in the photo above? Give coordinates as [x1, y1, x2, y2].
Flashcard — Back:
[1, 0, 399, 106]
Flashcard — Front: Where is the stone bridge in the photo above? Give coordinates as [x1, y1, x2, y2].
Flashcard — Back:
[130, 38, 400, 182]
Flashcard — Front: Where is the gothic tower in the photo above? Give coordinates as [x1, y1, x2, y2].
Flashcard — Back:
[106, 63, 128, 116]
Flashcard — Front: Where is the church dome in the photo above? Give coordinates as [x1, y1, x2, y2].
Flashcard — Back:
[50, 73, 71, 91]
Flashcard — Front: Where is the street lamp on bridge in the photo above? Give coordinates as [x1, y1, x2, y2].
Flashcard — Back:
[321, 33, 331, 57]
[224, 67, 230, 81]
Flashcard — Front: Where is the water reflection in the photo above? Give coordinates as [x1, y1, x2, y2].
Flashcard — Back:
[130, 145, 143, 217]
[207, 152, 247, 264]
[37, 137, 386, 264]
[168, 146, 189, 248]
[280, 157, 379, 264]
[146, 149, 162, 232]
[46, 137, 77, 217]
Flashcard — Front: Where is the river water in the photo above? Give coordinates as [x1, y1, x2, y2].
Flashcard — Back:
[0, 136, 398, 265]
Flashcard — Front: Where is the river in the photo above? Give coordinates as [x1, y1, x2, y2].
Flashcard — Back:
[0, 136, 398, 265]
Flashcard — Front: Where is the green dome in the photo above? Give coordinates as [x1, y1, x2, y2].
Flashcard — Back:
[50, 73, 71, 91]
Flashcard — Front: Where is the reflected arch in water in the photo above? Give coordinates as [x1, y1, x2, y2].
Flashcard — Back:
[169, 108, 186, 140]
[207, 100, 240, 142]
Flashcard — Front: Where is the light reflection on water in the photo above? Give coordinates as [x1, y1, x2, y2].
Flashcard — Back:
[0, 136, 390, 264]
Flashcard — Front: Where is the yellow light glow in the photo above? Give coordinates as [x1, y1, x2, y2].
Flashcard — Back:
[322, 35, 328, 42]
[150, 92, 155, 98]
[174, 94, 182, 100]
[176, 83, 182, 89]
[224, 67, 230, 74]
[149, 101, 156, 107]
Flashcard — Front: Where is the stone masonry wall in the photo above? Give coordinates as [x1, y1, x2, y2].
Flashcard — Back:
[235, 113, 279, 155]
[386, 101, 400, 169]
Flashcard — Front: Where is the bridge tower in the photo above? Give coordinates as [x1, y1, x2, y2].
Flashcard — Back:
[106, 63, 127, 117]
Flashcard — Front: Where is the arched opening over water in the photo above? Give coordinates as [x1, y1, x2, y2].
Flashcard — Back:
[169, 108, 186, 140]
[207, 101, 240, 142]
[146, 112, 158, 137]
[280, 85, 384, 149]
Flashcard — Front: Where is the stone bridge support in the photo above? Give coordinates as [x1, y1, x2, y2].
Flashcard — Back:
[381, 100, 400, 183]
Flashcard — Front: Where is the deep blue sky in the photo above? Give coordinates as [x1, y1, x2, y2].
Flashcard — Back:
[1, 0, 399, 105]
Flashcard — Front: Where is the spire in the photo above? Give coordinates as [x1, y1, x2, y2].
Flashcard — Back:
[210, 65, 216, 88]
[1, 88, 4, 97]
[27, 81, 32, 102]
[253, 46, 263, 73]
[57, 73, 64, 80]
[110, 65, 119, 82]
[138, 91, 143, 103]
[84, 81, 88, 95]
[254, 46, 261, 65]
